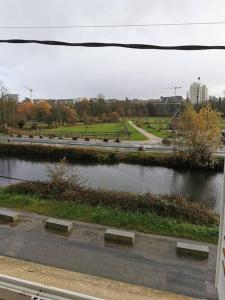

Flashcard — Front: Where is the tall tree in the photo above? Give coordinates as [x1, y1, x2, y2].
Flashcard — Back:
[175, 103, 221, 167]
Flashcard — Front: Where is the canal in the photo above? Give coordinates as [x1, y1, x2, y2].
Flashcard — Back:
[0, 157, 223, 212]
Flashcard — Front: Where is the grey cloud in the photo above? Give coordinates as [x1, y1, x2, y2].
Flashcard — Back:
[0, 0, 224, 99]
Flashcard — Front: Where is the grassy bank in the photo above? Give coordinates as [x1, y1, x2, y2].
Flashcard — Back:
[0, 188, 218, 244]
[8, 180, 218, 226]
[0, 142, 223, 171]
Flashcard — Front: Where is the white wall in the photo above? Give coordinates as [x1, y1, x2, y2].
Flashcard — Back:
[216, 161, 225, 299]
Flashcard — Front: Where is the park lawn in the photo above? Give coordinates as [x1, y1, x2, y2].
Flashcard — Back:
[45, 122, 147, 141]
[143, 117, 171, 122]
[125, 122, 148, 141]
[132, 117, 172, 138]
[24, 122, 50, 130]
[0, 188, 218, 244]
[143, 127, 171, 138]
[47, 122, 123, 134]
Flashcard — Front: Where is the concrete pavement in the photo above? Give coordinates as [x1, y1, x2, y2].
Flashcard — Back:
[0, 256, 198, 300]
[2, 135, 225, 156]
[0, 135, 173, 152]
[0, 209, 218, 299]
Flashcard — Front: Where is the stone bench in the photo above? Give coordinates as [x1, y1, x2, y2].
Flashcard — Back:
[176, 242, 209, 259]
[45, 218, 73, 233]
[0, 209, 19, 223]
[104, 228, 135, 245]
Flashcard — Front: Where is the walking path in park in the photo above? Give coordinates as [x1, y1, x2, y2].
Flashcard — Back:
[128, 120, 162, 144]
[0, 209, 218, 300]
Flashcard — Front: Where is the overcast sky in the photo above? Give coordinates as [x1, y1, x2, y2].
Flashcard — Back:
[0, 0, 225, 100]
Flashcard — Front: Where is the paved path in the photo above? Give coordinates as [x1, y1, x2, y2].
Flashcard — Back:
[0, 210, 218, 299]
[0, 135, 168, 151]
[2, 135, 225, 155]
[0, 256, 197, 300]
[128, 120, 162, 144]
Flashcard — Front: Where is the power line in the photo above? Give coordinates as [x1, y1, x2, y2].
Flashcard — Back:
[0, 21, 225, 29]
[0, 39, 225, 50]
[0, 175, 33, 182]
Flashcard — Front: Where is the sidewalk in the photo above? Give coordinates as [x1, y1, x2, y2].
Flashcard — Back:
[0, 209, 218, 299]
[0, 256, 198, 300]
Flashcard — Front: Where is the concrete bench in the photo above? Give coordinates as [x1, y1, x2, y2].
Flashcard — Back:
[104, 228, 135, 245]
[45, 218, 73, 233]
[0, 209, 19, 223]
[176, 242, 209, 259]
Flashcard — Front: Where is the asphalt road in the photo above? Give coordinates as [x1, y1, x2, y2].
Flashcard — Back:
[0, 211, 218, 300]
[2, 135, 225, 156]
[0, 135, 174, 152]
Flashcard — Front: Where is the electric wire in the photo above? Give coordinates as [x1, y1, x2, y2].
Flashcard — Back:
[1, 21, 225, 29]
[0, 39, 225, 50]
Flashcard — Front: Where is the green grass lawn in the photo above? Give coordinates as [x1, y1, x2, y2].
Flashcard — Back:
[47, 122, 123, 133]
[124, 122, 148, 141]
[132, 117, 172, 138]
[44, 122, 147, 141]
[143, 127, 172, 138]
[0, 188, 218, 244]
[24, 122, 51, 130]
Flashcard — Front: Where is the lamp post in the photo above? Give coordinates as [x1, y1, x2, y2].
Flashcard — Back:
[196, 76, 200, 112]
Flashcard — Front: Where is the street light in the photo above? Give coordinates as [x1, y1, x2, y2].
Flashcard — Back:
[196, 77, 201, 112]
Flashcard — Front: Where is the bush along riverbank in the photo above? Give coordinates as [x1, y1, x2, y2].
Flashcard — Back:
[0, 188, 218, 244]
[0, 142, 223, 170]
[3, 158, 219, 244]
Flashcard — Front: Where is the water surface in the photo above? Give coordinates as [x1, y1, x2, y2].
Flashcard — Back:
[0, 158, 222, 212]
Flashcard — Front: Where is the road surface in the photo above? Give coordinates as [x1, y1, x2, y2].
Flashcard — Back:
[1, 135, 225, 156]
[0, 210, 218, 300]
[0, 135, 172, 152]
[0, 256, 197, 300]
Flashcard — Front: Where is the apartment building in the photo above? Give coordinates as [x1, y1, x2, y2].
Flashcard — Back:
[189, 82, 208, 103]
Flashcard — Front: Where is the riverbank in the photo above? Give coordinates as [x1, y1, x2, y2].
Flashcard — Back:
[0, 188, 218, 244]
[0, 142, 223, 170]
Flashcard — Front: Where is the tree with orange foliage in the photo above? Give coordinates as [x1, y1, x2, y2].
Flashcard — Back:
[17, 101, 34, 121]
[60, 105, 77, 124]
[175, 103, 222, 167]
[33, 102, 51, 122]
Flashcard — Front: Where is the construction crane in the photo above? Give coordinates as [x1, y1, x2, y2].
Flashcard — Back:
[23, 85, 33, 101]
[162, 86, 182, 130]
[163, 86, 182, 96]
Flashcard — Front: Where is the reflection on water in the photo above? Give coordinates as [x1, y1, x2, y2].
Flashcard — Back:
[0, 158, 223, 212]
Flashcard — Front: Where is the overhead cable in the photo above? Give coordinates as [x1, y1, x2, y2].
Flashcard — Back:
[0, 39, 225, 50]
[1, 21, 225, 29]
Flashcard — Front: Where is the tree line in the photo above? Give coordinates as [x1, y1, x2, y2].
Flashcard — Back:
[1, 80, 225, 129]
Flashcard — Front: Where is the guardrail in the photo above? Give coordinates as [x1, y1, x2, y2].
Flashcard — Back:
[0, 274, 104, 300]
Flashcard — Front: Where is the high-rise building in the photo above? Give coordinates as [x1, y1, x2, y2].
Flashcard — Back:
[189, 82, 208, 103]
[6, 93, 19, 102]
[200, 84, 208, 102]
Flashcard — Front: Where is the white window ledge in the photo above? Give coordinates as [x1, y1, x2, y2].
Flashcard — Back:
[0, 274, 103, 300]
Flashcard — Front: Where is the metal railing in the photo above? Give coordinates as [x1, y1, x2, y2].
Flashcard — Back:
[0, 274, 104, 300]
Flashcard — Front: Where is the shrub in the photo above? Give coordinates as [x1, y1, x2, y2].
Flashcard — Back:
[7, 181, 218, 226]
[17, 120, 25, 129]
[162, 138, 171, 145]
[0, 143, 223, 171]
